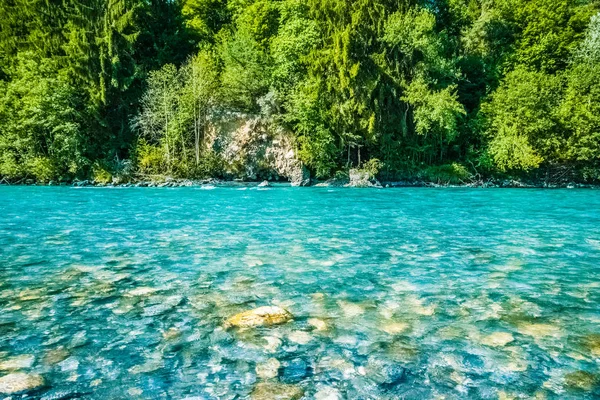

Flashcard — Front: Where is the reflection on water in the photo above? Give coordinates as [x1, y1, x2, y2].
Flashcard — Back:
[0, 187, 599, 398]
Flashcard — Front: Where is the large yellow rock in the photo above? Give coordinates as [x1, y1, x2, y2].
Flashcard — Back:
[225, 306, 293, 328]
[0, 373, 44, 394]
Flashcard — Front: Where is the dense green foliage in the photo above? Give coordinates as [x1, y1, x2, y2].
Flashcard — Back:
[1, 0, 599, 182]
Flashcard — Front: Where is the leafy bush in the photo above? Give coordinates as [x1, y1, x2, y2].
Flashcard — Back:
[134, 139, 166, 175]
[361, 158, 383, 179]
[27, 157, 60, 182]
[175, 150, 225, 179]
[92, 163, 113, 184]
[333, 170, 349, 181]
[422, 163, 471, 185]
[582, 166, 600, 182]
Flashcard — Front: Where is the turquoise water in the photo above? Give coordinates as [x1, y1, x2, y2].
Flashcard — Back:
[1, 187, 599, 399]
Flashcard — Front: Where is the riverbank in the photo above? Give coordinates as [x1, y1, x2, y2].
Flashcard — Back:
[1, 177, 599, 189]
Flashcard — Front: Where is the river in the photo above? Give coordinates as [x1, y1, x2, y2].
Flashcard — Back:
[0, 187, 599, 398]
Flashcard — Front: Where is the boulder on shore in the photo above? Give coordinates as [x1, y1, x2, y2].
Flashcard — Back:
[346, 169, 382, 188]
[225, 306, 293, 328]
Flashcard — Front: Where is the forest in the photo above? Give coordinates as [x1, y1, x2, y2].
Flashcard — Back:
[0, 0, 599, 184]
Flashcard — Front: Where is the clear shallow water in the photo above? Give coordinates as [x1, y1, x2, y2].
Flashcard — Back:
[1, 187, 599, 399]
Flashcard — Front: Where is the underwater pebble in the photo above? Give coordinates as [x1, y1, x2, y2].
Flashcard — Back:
[256, 358, 280, 379]
[314, 386, 343, 400]
[128, 387, 143, 396]
[250, 382, 304, 400]
[58, 357, 79, 372]
[288, 331, 312, 345]
[380, 322, 409, 335]
[337, 301, 364, 317]
[481, 332, 514, 347]
[162, 327, 182, 340]
[124, 287, 159, 297]
[263, 336, 282, 352]
[308, 318, 328, 331]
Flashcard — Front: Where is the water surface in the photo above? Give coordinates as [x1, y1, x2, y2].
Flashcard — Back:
[1, 187, 599, 399]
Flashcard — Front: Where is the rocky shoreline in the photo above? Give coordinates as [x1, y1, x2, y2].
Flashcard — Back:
[1, 176, 599, 189]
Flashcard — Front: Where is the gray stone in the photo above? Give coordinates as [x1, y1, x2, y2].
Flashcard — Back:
[346, 169, 381, 188]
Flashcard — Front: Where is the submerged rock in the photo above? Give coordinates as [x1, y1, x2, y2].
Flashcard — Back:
[365, 356, 406, 385]
[288, 331, 312, 345]
[517, 323, 561, 338]
[58, 357, 79, 372]
[142, 296, 182, 317]
[337, 301, 365, 318]
[128, 354, 163, 375]
[162, 327, 182, 341]
[18, 288, 45, 301]
[256, 358, 280, 379]
[124, 287, 159, 297]
[314, 386, 343, 400]
[250, 382, 304, 400]
[0, 372, 45, 394]
[224, 306, 293, 328]
[69, 330, 88, 349]
[564, 370, 598, 391]
[481, 332, 514, 347]
[308, 318, 328, 332]
[582, 334, 600, 357]
[380, 322, 409, 335]
[0, 354, 35, 370]
[263, 336, 283, 353]
[43, 348, 70, 365]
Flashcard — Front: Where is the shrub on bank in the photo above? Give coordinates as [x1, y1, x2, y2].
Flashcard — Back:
[92, 163, 112, 184]
[422, 163, 472, 185]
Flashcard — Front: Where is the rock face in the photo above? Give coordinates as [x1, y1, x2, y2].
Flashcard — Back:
[346, 169, 381, 188]
[0, 373, 45, 394]
[207, 115, 310, 186]
[225, 306, 293, 328]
